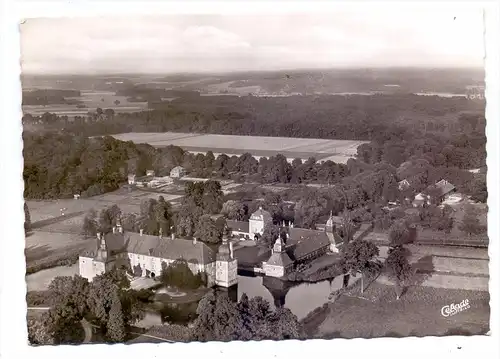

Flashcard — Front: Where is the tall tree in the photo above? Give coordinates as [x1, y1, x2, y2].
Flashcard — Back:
[192, 291, 243, 342]
[340, 239, 381, 294]
[459, 204, 486, 236]
[153, 195, 173, 235]
[221, 200, 247, 221]
[82, 208, 98, 237]
[202, 180, 224, 214]
[294, 190, 327, 229]
[194, 215, 223, 244]
[107, 291, 126, 342]
[338, 210, 356, 243]
[385, 247, 414, 300]
[388, 219, 411, 248]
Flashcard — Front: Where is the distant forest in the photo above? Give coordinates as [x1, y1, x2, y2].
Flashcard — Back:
[22, 90, 486, 203]
[24, 93, 485, 142]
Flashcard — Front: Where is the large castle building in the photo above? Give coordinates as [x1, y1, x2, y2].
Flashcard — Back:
[79, 223, 238, 288]
[228, 210, 373, 278]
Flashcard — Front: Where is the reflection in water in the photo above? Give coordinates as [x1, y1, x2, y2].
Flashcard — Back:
[237, 274, 355, 320]
[134, 274, 356, 328]
[160, 302, 198, 325]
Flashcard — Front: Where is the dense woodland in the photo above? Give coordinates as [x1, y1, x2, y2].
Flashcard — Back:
[23, 92, 487, 242]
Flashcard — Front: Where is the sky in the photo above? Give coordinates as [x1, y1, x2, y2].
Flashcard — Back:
[20, 8, 486, 74]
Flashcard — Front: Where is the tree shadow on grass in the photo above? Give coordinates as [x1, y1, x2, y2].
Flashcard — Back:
[411, 255, 435, 286]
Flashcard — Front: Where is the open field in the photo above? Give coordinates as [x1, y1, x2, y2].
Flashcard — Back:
[110, 132, 369, 164]
[376, 273, 488, 291]
[25, 230, 94, 274]
[22, 90, 148, 117]
[27, 187, 184, 226]
[316, 282, 489, 339]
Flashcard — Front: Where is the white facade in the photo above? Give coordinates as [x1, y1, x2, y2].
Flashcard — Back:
[262, 262, 285, 278]
[79, 256, 96, 281]
[128, 174, 136, 185]
[215, 259, 238, 287]
[79, 256, 106, 282]
[126, 252, 214, 283]
[248, 207, 272, 237]
[170, 166, 186, 178]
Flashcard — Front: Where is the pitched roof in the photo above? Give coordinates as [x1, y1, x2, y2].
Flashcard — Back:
[82, 232, 216, 265]
[127, 233, 216, 264]
[287, 228, 331, 260]
[250, 207, 272, 221]
[265, 251, 294, 267]
[226, 220, 250, 233]
[423, 179, 456, 197]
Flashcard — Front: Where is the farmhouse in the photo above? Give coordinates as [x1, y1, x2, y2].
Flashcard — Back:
[128, 172, 173, 188]
[413, 179, 456, 207]
[79, 224, 238, 288]
[170, 166, 186, 178]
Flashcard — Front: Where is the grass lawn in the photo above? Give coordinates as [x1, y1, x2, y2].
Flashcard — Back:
[316, 282, 489, 339]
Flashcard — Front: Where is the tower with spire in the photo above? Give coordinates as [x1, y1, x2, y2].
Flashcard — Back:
[324, 211, 343, 253]
[262, 235, 293, 278]
[92, 232, 110, 277]
[215, 235, 238, 287]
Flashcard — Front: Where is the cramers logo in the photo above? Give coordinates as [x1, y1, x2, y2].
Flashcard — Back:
[441, 300, 470, 317]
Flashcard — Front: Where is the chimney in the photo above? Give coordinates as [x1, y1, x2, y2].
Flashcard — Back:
[140, 229, 143, 236]
[229, 242, 234, 259]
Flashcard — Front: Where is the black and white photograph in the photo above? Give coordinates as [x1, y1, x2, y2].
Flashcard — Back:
[1, 1, 497, 351]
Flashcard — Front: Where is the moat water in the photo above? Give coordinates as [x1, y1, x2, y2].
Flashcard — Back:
[136, 273, 355, 328]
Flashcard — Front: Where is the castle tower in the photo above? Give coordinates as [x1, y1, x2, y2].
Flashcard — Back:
[262, 236, 293, 278]
[324, 211, 342, 253]
[249, 206, 272, 239]
[215, 236, 238, 288]
[273, 235, 285, 253]
[92, 232, 109, 277]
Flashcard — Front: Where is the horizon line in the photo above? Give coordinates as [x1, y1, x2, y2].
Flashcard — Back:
[21, 65, 485, 77]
